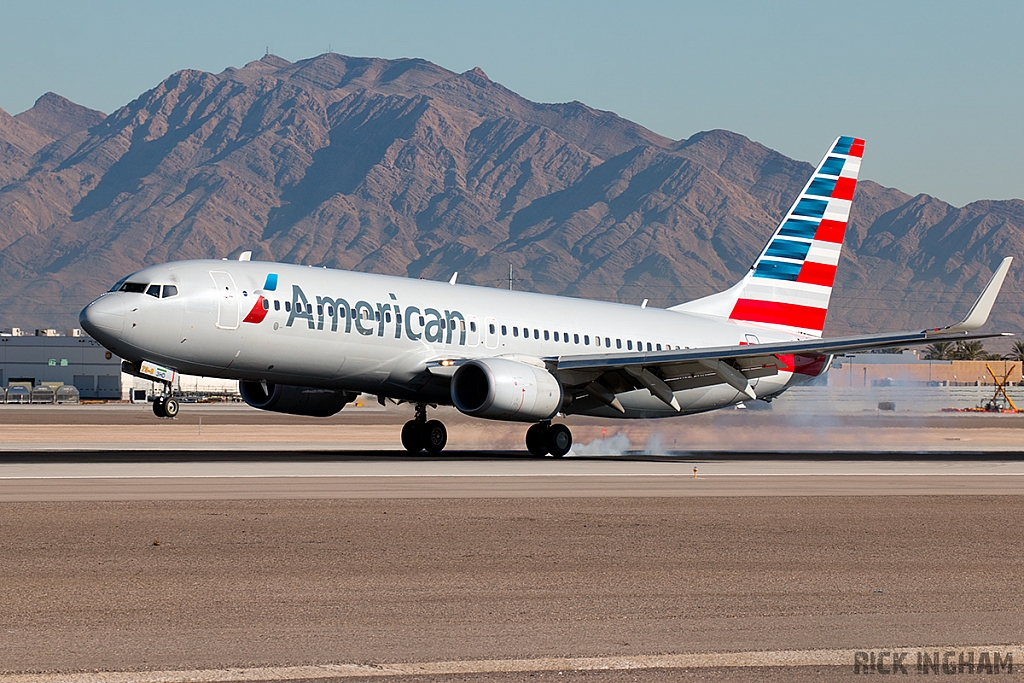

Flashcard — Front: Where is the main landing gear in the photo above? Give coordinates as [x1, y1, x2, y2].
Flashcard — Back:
[152, 393, 179, 419]
[525, 422, 572, 458]
[402, 403, 448, 454]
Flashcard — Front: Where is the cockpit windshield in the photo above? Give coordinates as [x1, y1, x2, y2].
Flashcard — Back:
[119, 282, 147, 293]
[116, 281, 179, 297]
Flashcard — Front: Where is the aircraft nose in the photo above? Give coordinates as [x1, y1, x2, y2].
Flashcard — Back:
[79, 294, 125, 343]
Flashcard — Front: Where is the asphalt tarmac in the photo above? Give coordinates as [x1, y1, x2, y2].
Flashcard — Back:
[2, 406, 1024, 681]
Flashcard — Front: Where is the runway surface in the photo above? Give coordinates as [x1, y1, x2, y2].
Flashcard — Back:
[2, 495, 1023, 679]
[4, 451, 1024, 500]
[4, 403, 1024, 453]
[3, 406, 1024, 680]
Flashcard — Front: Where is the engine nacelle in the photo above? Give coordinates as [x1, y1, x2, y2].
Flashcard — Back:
[239, 380, 357, 417]
[451, 358, 563, 422]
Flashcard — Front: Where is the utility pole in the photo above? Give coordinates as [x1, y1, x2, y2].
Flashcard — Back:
[509, 262, 513, 291]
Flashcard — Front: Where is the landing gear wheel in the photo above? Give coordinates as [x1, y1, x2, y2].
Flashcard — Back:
[546, 424, 572, 458]
[153, 396, 167, 418]
[525, 423, 549, 457]
[163, 397, 179, 419]
[423, 420, 447, 454]
[401, 420, 423, 454]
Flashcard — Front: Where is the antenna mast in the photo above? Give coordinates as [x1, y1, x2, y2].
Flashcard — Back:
[508, 263, 513, 291]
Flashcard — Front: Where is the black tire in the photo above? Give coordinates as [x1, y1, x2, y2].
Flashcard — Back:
[525, 423, 549, 457]
[547, 424, 572, 458]
[153, 396, 166, 418]
[163, 397, 179, 419]
[401, 420, 423, 453]
[423, 420, 447, 454]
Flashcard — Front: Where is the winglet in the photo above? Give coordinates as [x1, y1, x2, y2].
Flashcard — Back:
[938, 257, 1012, 333]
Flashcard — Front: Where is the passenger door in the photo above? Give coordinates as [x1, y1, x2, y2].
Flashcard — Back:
[210, 271, 239, 330]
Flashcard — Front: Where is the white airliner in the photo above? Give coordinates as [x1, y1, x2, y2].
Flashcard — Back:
[80, 137, 1011, 456]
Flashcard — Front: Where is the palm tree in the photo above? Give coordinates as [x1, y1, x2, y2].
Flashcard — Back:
[953, 340, 987, 360]
[924, 342, 954, 360]
[1005, 340, 1024, 361]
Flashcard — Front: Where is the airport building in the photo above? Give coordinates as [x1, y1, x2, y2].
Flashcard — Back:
[830, 350, 1022, 387]
[0, 328, 122, 400]
[0, 327, 239, 402]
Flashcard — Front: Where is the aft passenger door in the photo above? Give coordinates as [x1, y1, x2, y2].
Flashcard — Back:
[210, 271, 239, 330]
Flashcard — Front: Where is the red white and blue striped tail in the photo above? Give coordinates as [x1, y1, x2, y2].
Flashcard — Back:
[670, 136, 864, 338]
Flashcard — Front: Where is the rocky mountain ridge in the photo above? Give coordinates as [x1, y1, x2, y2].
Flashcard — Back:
[0, 53, 1021, 337]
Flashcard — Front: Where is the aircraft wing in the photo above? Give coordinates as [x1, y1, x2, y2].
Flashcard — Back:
[549, 257, 1013, 409]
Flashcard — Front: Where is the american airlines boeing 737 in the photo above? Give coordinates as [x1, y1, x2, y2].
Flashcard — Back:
[80, 137, 1012, 456]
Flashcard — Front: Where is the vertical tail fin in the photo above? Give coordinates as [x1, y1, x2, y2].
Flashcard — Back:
[670, 136, 864, 338]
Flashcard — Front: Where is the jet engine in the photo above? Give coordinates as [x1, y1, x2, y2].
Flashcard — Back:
[238, 380, 357, 417]
[450, 358, 563, 422]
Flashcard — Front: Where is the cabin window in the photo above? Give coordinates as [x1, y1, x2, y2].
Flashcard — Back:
[584, 335, 590, 345]
[396, 313, 402, 324]
[261, 298, 270, 311]
[470, 321, 477, 332]
[513, 327, 519, 337]
[419, 315, 425, 326]
[605, 337, 612, 347]
[647, 342, 652, 351]
[489, 323, 495, 334]
[554, 331, 559, 342]
[459, 320, 466, 331]
[544, 330, 550, 341]
[285, 301, 292, 312]
[317, 305, 324, 316]
[656, 343, 662, 351]
[119, 282, 147, 293]
[501, 325, 507, 335]
[274, 300, 280, 311]
[574, 334, 580, 344]
[375, 311, 380, 322]
[627, 340, 633, 350]
[162, 285, 178, 298]
[385, 312, 392, 323]
[534, 329, 539, 340]
[450, 319, 456, 330]
[327, 306, 334, 317]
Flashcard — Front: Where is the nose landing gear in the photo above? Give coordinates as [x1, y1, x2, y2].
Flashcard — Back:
[402, 402, 447, 454]
[525, 422, 572, 458]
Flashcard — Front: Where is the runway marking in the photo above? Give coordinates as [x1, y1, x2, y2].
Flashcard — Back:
[4, 472, 1024, 480]
[2, 646, 1021, 681]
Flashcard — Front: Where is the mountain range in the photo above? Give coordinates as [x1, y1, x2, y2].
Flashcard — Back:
[1, 53, 1021, 337]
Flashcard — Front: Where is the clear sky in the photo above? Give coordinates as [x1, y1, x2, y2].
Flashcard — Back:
[1, 0, 1020, 206]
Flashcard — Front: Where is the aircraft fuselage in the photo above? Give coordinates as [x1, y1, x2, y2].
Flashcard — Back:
[81, 259, 820, 419]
